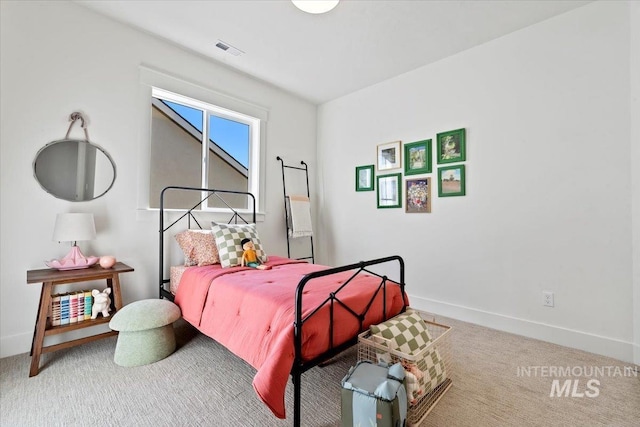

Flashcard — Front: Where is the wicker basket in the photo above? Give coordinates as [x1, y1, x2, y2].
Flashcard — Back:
[358, 311, 453, 427]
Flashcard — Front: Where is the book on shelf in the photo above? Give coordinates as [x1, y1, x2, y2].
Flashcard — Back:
[76, 291, 85, 323]
[84, 290, 92, 320]
[69, 292, 78, 323]
[60, 294, 70, 325]
[51, 294, 61, 327]
[50, 290, 96, 325]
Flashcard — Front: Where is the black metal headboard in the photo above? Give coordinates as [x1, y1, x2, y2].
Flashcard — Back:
[158, 186, 256, 300]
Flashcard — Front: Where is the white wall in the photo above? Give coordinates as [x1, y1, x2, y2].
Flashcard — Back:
[0, 1, 317, 357]
[630, 0, 640, 365]
[318, 1, 637, 363]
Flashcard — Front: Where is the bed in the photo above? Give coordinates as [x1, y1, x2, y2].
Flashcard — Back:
[159, 186, 409, 426]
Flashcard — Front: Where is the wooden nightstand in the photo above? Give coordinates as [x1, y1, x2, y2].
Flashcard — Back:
[27, 262, 134, 377]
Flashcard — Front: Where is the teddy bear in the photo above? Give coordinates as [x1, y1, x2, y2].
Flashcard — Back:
[91, 288, 112, 319]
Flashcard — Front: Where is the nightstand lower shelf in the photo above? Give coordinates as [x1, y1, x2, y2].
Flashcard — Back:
[41, 330, 118, 354]
[27, 262, 134, 377]
[45, 315, 112, 335]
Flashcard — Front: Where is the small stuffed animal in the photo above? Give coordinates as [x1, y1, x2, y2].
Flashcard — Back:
[240, 238, 271, 270]
[402, 362, 424, 405]
[404, 362, 424, 381]
[91, 288, 112, 319]
[404, 370, 422, 405]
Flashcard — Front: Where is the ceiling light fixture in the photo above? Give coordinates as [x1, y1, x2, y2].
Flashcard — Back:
[291, 0, 339, 14]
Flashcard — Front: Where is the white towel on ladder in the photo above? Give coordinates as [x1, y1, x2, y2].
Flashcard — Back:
[288, 195, 313, 238]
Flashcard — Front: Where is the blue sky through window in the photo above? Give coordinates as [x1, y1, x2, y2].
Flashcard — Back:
[210, 116, 249, 168]
[163, 100, 249, 168]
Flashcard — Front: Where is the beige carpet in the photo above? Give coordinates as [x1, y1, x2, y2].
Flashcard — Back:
[1, 316, 638, 426]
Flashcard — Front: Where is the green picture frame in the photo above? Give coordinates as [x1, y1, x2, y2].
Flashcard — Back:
[355, 165, 375, 191]
[438, 164, 465, 197]
[404, 139, 432, 176]
[436, 128, 466, 164]
[377, 173, 402, 208]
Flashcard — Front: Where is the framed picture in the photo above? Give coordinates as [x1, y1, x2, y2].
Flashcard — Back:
[406, 177, 431, 213]
[355, 165, 374, 191]
[404, 139, 432, 176]
[438, 164, 466, 197]
[377, 141, 402, 171]
[436, 128, 466, 164]
[377, 173, 402, 208]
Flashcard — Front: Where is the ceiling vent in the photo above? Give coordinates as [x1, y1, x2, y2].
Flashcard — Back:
[215, 40, 244, 57]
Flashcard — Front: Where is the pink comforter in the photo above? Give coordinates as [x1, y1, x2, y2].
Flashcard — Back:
[174, 256, 407, 419]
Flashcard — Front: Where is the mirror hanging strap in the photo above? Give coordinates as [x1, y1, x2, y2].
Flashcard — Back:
[65, 112, 90, 141]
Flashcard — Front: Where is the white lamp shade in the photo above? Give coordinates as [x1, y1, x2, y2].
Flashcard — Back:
[292, 0, 339, 14]
[52, 213, 96, 242]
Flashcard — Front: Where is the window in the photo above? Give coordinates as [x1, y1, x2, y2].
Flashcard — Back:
[149, 87, 261, 211]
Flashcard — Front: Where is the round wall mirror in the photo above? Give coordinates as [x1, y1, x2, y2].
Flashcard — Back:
[33, 139, 116, 202]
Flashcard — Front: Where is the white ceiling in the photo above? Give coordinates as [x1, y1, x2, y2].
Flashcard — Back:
[76, 0, 592, 105]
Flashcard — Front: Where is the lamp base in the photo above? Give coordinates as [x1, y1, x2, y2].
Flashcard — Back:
[45, 246, 99, 270]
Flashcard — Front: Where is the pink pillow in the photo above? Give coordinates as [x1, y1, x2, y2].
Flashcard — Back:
[175, 231, 197, 266]
[175, 230, 219, 266]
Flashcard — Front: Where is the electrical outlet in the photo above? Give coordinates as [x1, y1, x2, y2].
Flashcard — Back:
[543, 291, 554, 307]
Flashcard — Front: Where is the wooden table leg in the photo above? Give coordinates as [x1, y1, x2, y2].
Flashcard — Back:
[110, 274, 123, 310]
[30, 282, 53, 377]
[30, 284, 46, 357]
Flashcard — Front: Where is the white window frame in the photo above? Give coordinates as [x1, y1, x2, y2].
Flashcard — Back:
[138, 65, 268, 217]
[152, 87, 260, 210]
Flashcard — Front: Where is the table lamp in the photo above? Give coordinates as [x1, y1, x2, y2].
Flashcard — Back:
[46, 213, 99, 270]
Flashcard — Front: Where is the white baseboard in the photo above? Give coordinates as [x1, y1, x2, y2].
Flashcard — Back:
[409, 294, 637, 365]
[1, 331, 31, 358]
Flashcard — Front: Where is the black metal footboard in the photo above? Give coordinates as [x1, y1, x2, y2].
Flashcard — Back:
[290, 256, 407, 427]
